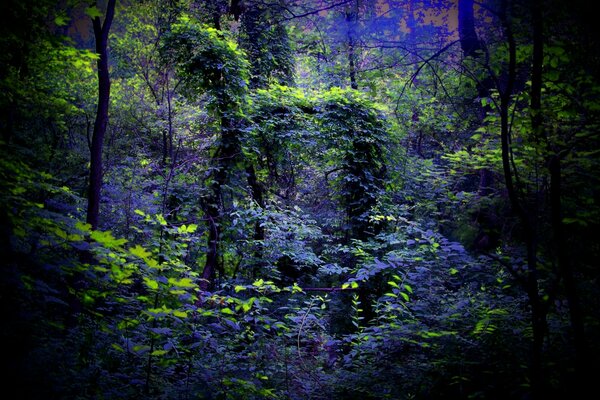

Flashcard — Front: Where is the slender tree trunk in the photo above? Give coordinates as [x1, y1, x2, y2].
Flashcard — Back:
[201, 198, 220, 291]
[162, 128, 168, 165]
[245, 163, 265, 279]
[459, 0, 495, 198]
[167, 79, 174, 161]
[86, 0, 116, 230]
[198, 1, 235, 291]
[458, 0, 482, 59]
[345, 4, 358, 90]
[549, 156, 587, 385]
[530, 2, 587, 385]
[200, 161, 224, 291]
[458, 0, 490, 101]
[159, 74, 175, 166]
[530, 0, 543, 137]
[499, 3, 546, 397]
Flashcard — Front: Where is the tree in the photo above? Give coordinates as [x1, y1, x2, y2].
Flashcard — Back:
[452, 0, 600, 396]
[162, 17, 250, 289]
[317, 88, 388, 324]
[111, 0, 185, 166]
[238, 1, 295, 89]
[87, 0, 116, 230]
[344, 0, 359, 89]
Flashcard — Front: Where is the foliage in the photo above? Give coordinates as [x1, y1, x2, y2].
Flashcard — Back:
[239, 2, 295, 89]
[161, 15, 249, 110]
[2, 1, 599, 399]
[315, 88, 388, 240]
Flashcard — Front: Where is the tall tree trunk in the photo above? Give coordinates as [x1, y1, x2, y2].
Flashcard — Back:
[167, 79, 174, 161]
[201, 196, 220, 291]
[530, 0, 543, 138]
[549, 156, 587, 390]
[458, 0, 482, 59]
[200, 113, 239, 290]
[499, 3, 546, 397]
[459, 0, 494, 198]
[458, 0, 490, 100]
[197, 1, 231, 291]
[160, 85, 174, 166]
[345, 3, 358, 90]
[532, 0, 588, 387]
[86, 0, 116, 230]
[531, 2, 587, 390]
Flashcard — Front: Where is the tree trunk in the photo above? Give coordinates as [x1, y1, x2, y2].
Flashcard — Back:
[245, 163, 266, 279]
[345, 4, 358, 90]
[458, 0, 489, 100]
[530, 3, 587, 384]
[549, 156, 587, 388]
[86, 0, 116, 230]
[530, 0, 543, 139]
[458, 0, 482, 59]
[200, 198, 220, 291]
[499, 3, 546, 397]
[459, 0, 494, 199]
[200, 113, 239, 290]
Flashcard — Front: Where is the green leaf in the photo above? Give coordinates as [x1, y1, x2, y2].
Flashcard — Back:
[111, 343, 124, 352]
[85, 6, 103, 19]
[75, 222, 92, 233]
[253, 279, 265, 287]
[342, 281, 359, 289]
[133, 345, 151, 354]
[156, 214, 167, 226]
[146, 258, 160, 269]
[291, 283, 304, 293]
[400, 292, 410, 301]
[178, 224, 193, 234]
[221, 307, 235, 315]
[241, 298, 256, 313]
[90, 230, 127, 248]
[173, 310, 188, 318]
[186, 223, 198, 233]
[143, 277, 159, 290]
[54, 14, 70, 27]
[168, 277, 196, 288]
[129, 244, 151, 260]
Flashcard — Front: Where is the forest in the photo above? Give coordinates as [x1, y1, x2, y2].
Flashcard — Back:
[1, 0, 599, 398]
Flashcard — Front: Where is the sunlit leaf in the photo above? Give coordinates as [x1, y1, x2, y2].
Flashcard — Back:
[85, 6, 103, 19]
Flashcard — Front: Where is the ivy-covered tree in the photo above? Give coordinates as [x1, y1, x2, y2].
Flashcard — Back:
[317, 88, 387, 241]
[238, 1, 295, 89]
[162, 16, 250, 289]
